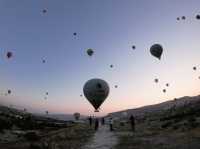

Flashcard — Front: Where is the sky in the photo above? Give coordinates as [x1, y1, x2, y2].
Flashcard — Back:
[0, 0, 200, 116]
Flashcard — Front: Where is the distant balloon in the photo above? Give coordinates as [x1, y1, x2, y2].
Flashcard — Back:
[193, 66, 197, 71]
[42, 59, 46, 63]
[42, 9, 47, 13]
[6, 51, 13, 59]
[8, 90, 11, 94]
[73, 32, 77, 36]
[80, 94, 83, 97]
[196, 14, 200, 20]
[177, 17, 180, 21]
[181, 16, 186, 20]
[87, 49, 94, 57]
[154, 78, 159, 83]
[150, 44, 163, 60]
[132, 45, 136, 50]
[74, 112, 80, 120]
[114, 85, 118, 88]
[166, 83, 169, 87]
[83, 78, 109, 112]
[163, 89, 166, 93]
[110, 64, 113, 68]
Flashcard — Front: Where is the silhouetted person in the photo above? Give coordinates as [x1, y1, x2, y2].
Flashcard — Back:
[109, 118, 114, 131]
[88, 116, 92, 126]
[101, 117, 105, 125]
[129, 115, 135, 131]
[95, 118, 99, 131]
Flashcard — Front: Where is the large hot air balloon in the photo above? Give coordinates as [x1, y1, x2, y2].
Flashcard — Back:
[74, 112, 80, 120]
[87, 49, 94, 57]
[83, 78, 109, 112]
[150, 44, 163, 60]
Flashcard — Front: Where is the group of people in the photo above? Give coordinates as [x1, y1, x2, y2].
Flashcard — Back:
[88, 115, 135, 132]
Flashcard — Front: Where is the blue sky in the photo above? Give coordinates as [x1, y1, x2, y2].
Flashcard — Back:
[0, 0, 200, 115]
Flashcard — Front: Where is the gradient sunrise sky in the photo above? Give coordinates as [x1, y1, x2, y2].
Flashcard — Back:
[0, 0, 200, 115]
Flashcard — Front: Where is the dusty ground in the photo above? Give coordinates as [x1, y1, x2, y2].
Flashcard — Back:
[83, 125, 118, 149]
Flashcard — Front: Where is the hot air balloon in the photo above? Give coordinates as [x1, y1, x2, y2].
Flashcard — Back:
[132, 45, 136, 50]
[150, 44, 163, 60]
[193, 66, 197, 71]
[8, 90, 11, 94]
[114, 85, 118, 88]
[83, 78, 109, 112]
[46, 92, 48, 96]
[182, 16, 186, 20]
[6, 51, 13, 59]
[154, 78, 159, 83]
[177, 17, 180, 21]
[166, 83, 169, 87]
[196, 14, 200, 20]
[80, 94, 83, 97]
[73, 32, 77, 36]
[42, 9, 47, 13]
[42, 59, 46, 63]
[110, 64, 113, 68]
[163, 89, 166, 93]
[74, 112, 80, 120]
[87, 49, 94, 57]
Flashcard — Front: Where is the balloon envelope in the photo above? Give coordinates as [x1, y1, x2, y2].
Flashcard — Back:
[87, 49, 94, 56]
[150, 44, 163, 60]
[83, 78, 109, 111]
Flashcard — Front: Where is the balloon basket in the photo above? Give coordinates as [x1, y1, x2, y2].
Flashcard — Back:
[94, 109, 99, 112]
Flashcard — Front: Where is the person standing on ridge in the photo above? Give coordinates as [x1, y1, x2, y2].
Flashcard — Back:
[109, 118, 114, 131]
[88, 116, 92, 127]
[129, 115, 135, 131]
[94, 118, 99, 131]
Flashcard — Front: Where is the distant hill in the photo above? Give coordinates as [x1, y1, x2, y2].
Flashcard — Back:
[108, 95, 200, 118]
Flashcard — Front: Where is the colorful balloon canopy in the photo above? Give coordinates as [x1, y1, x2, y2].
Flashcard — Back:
[150, 44, 163, 60]
[87, 49, 94, 57]
[83, 78, 109, 112]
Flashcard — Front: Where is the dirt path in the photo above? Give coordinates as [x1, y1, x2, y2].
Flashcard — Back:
[83, 125, 118, 149]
